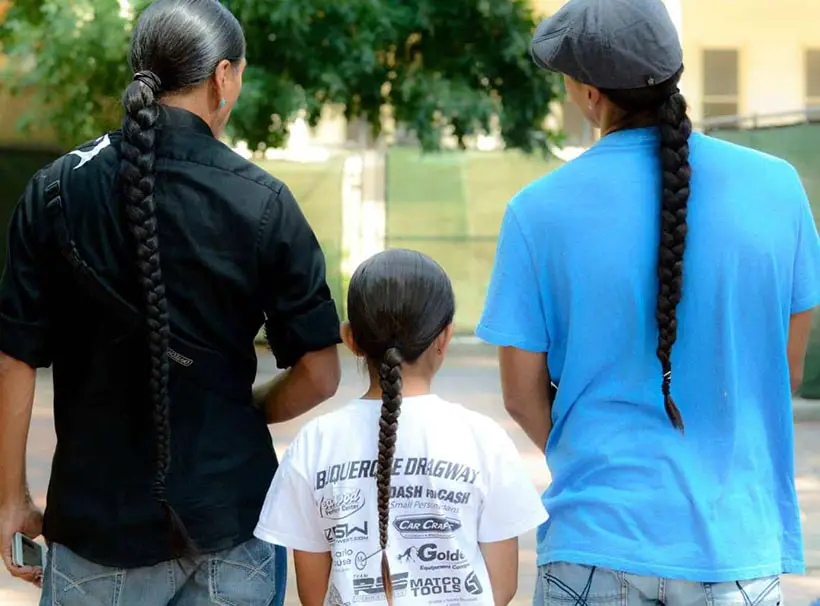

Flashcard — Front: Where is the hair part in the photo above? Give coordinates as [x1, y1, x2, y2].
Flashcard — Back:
[600, 67, 690, 432]
[347, 250, 455, 600]
[119, 0, 245, 556]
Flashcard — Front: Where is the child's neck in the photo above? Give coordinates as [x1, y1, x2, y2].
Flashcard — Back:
[361, 375, 433, 400]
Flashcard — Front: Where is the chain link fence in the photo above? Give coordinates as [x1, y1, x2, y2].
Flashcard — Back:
[384, 145, 562, 332]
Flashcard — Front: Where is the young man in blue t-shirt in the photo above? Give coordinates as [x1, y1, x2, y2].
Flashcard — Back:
[478, 0, 820, 603]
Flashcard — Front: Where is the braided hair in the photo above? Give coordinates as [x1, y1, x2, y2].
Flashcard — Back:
[120, 0, 245, 555]
[602, 67, 691, 431]
[377, 346, 403, 600]
[347, 250, 455, 603]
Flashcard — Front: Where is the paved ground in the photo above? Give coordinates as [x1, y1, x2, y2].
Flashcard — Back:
[2, 343, 820, 605]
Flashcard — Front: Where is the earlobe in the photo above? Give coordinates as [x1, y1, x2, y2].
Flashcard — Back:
[212, 60, 231, 111]
[436, 323, 455, 357]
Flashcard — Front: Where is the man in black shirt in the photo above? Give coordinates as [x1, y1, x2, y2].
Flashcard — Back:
[0, 1, 341, 604]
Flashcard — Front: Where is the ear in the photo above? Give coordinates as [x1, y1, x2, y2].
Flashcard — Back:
[212, 59, 233, 107]
[434, 323, 455, 358]
[586, 84, 602, 108]
[340, 321, 362, 356]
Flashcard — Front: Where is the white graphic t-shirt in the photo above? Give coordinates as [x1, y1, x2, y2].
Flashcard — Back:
[254, 394, 547, 605]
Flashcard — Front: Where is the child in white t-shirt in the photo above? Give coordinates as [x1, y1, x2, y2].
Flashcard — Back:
[254, 249, 547, 606]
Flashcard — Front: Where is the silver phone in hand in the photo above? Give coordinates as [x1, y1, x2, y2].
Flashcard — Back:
[11, 533, 46, 569]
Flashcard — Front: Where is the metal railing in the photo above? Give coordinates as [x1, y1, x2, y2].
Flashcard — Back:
[697, 106, 820, 133]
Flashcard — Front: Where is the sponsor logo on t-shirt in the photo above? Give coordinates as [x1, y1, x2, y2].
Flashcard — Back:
[325, 521, 369, 544]
[390, 484, 472, 505]
[353, 571, 409, 602]
[316, 458, 479, 490]
[396, 546, 418, 563]
[318, 488, 365, 520]
[417, 542, 469, 571]
[408, 571, 484, 599]
[333, 547, 357, 570]
[390, 499, 461, 515]
[354, 550, 380, 571]
[464, 571, 483, 596]
[392, 514, 462, 539]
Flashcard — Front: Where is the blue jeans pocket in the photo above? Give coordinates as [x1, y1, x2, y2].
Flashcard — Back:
[541, 563, 627, 606]
[209, 538, 277, 606]
[43, 543, 125, 606]
[705, 576, 781, 606]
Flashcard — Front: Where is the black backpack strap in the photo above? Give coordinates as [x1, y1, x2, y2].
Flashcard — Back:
[43, 160, 143, 330]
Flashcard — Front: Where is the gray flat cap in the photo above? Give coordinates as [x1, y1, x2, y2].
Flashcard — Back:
[531, 0, 683, 90]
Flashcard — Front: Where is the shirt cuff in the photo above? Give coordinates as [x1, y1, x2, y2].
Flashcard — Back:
[254, 525, 329, 553]
[477, 507, 548, 544]
[0, 313, 51, 368]
[792, 290, 820, 314]
[475, 323, 549, 353]
[266, 299, 342, 369]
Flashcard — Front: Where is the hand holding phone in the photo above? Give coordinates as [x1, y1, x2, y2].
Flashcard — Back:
[11, 532, 46, 569]
[0, 498, 44, 586]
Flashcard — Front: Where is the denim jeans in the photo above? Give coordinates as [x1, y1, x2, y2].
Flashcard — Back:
[534, 563, 781, 606]
[39, 538, 287, 606]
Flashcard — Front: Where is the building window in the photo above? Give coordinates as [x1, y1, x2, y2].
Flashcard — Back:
[806, 50, 820, 108]
[702, 49, 740, 119]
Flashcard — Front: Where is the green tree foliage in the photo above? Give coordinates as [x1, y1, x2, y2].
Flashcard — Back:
[1, 0, 561, 152]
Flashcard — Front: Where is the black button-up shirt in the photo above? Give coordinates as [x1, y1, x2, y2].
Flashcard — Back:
[0, 107, 341, 567]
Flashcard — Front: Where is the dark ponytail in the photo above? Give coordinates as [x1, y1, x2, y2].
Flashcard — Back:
[377, 347, 403, 604]
[347, 249, 455, 598]
[601, 67, 691, 432]
[120, 0, 246, 555]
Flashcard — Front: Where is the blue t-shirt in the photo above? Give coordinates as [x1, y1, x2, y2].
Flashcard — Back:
[476, 127, 820, 582]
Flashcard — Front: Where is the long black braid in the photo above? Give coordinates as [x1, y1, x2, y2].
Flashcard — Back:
[376, 347, 403, 604]
[655, 90, 691, 431]
[602, 67, 692, 431]
[120, 71, 194, 555]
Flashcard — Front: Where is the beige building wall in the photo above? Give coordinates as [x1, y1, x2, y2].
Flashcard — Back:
[534, 0, 820, 128]
[682, 0, 820, 124]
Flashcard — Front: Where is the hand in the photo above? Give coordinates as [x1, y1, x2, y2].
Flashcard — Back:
[0, 495, 44, 587]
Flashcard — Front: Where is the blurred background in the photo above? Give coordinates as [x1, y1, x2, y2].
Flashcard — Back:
[1, 0, 819, 603]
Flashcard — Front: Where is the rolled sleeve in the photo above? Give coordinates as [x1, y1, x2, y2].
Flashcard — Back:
[259, 184, 341, 369]
[0, 172, 51, 368]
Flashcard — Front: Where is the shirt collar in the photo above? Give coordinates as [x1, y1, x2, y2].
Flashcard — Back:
[595, 126, 660, 148]
[157, 105, 215, 138]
